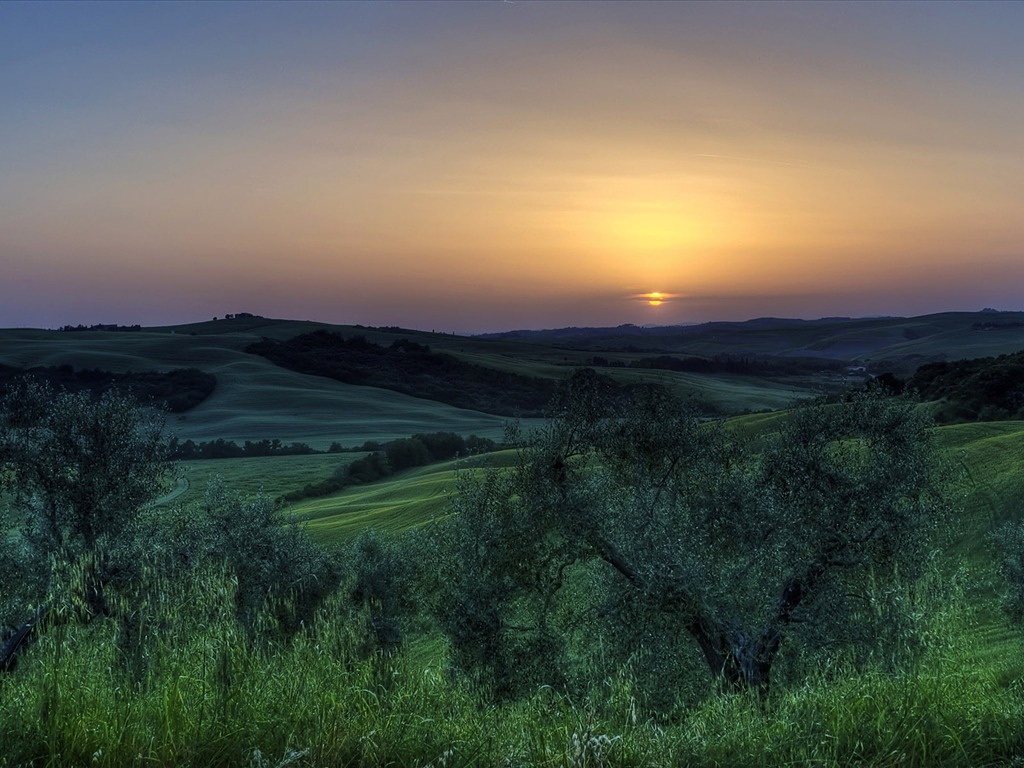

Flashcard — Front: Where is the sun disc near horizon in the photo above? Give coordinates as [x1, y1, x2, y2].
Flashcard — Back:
[647, 291, 664, 307]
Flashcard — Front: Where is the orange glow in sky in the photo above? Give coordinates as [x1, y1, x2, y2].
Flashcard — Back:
[2, 2, 1024, 331]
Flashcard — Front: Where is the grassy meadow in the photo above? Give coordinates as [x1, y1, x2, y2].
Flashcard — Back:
[3, 570, 1023, 768]
[5, 313, 1024, 765]
[151, 453, 371, 509]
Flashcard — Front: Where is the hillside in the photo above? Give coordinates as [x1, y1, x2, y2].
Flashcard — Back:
[3, 310, 1024, 449]
[0, 324, 515, 449]
[246, 331, 558, 417]
[6, 316, 1024, 767]
[480, 310, 1024, 373]
[277, 418, 1024, 577]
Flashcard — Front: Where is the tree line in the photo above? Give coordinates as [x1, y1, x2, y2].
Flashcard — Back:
[167, 437, 320, 460]
[874, 348, 1024, 422]
[0, 364, 216, 413]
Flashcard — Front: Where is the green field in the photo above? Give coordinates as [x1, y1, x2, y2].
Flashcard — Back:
[148, 450, 516, 545]
[5, 310, 1024, 453]
[288, 451, 519, 542]
[151, 453, 370, 508]
[255, 418, 1024, 575]
[7, 316, 1023, 558]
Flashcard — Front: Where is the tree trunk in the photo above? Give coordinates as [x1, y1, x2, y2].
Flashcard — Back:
[597, 537, 811, 697]
[685, 616, 781, 695]
[0, 603, 51, 674]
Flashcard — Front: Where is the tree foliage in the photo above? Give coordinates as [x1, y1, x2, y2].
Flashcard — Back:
[196, 479, 336, 633]
[436, 372, 955, 701]
[899, 350, 1024, 422]
[0, 380, 175, 635]
[0, 364, 215, 413]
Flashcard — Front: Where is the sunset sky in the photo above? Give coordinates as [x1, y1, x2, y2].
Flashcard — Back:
[2, 1, 1023, 332]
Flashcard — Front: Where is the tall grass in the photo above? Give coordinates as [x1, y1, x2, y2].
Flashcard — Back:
[2, 564, 1023, 767]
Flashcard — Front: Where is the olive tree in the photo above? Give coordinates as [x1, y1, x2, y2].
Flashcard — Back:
[437, 372, 954, 699]
[198, 477, 337, 634]
[0, 380, 170, 621]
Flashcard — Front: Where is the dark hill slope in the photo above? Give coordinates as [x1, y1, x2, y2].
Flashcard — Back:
[246, 331, 558, 417]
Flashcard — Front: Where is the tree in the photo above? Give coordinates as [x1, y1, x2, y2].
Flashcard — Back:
[437, 372, 953, 700]
[0, 380, 171, 622]
[200, 477, 335, 633]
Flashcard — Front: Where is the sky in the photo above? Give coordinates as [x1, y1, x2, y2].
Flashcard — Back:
[2, 1, 1024, 333]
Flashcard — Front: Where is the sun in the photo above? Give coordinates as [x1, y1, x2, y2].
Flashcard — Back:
[632, 291, 677, 307]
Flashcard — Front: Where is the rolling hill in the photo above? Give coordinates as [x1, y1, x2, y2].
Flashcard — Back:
[0, 323, 516, 449]
[3, 309, 1024, 451]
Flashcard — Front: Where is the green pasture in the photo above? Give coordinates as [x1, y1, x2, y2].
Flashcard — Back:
[442, 346, 816, 412]
[138, 405, 1024, 569]
[608, 366, 818, 412]
[148, 449, 521, 548]
[165, 356, 520, 449]
[6, 311, 1024, 453]
[151, 453, 370, 509]
[935, 421, 1024, 558]
[287, 451, 519, 543]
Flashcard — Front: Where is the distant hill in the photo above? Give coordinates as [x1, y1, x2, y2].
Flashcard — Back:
[246, 330, 558, 417]
[3, 310, 1024, 445]
[0, 324, 517, 449]
[478, 311, 1024, 373]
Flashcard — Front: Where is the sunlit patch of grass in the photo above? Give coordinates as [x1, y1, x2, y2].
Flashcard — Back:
[289, 452, 519, 543]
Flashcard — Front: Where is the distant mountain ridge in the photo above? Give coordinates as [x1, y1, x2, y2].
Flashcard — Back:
[478, 315, 900, 341]
[475, 311, 1024, 372]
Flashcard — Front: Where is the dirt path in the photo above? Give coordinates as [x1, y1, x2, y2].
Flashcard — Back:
[152, 467, 191, 507]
